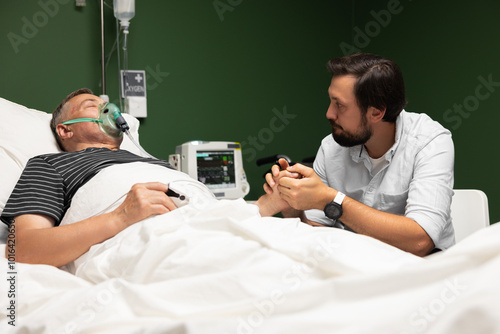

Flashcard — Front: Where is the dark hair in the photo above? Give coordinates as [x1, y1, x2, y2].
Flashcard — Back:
[326, 53, 406, 122]
[50, 88, 93, 150]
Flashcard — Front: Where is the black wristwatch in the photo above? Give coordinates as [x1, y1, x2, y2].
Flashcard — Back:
[324, 192, 346, 221]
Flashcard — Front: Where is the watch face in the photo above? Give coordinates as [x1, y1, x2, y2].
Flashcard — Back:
[324, 203, 342, 220]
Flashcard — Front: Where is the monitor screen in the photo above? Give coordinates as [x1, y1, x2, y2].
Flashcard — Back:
[196, 151, 236, 189]
[172, 141, 250, 199]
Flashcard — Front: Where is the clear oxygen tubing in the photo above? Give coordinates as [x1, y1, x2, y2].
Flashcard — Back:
[124, 130, 157, 160]
[98, 102, 157, 160]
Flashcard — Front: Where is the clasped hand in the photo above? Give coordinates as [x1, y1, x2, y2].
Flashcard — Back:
[264, 158, 331, 211]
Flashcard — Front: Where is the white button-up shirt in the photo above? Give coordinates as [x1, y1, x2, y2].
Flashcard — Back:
[306, 110, 455, 250]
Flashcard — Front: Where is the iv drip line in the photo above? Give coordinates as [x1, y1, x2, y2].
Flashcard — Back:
[114, 0, 134, 114]
[98, 0, 153, 159]
[122, 24, 129, 114]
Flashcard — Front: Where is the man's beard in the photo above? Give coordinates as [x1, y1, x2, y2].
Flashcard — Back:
[330, 117, 372, 147]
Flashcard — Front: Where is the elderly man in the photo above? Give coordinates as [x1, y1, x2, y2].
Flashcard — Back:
[1, 89, 177, 266]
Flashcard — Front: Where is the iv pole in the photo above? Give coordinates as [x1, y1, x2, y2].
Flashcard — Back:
[100, 0, 109, 102]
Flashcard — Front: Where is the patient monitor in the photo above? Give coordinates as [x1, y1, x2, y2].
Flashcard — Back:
[169, 141, 250, 199]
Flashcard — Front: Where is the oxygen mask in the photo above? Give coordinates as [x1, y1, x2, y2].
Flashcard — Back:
[60, 102, 155, 158]
[98, 102, 130, 138]
[61, 102, 130, 139]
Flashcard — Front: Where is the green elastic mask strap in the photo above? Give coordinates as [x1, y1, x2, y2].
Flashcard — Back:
[61, 118, 103, 125]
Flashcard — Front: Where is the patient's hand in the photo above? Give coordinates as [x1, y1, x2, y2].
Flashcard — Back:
[263, 158, 300, 192]
[114, 182, 177, 228]
[255, 159, 301, 216]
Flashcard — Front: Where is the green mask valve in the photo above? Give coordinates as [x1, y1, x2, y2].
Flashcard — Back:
[98, 102, 130, 138]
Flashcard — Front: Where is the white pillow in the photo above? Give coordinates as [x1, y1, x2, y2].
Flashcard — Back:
[0, 97, 144, 216]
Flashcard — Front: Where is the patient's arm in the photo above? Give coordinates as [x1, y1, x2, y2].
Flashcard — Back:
[5, 182, 177, 267]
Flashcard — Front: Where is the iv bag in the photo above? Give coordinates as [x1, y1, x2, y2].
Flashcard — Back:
[113, 0, 135, 22]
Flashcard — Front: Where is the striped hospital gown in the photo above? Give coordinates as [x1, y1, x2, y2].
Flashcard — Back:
[1, 147, 173, 227]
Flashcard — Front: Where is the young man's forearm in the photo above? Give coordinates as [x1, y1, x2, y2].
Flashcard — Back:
[327, 195, 435, 256]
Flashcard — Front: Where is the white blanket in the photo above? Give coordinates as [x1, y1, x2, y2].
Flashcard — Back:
[1, 163, 500, 333]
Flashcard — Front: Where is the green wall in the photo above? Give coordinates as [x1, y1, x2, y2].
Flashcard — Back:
[1, 1, 498, 223]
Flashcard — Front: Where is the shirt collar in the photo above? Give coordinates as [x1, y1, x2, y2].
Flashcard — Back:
[349, 110, 406, 163]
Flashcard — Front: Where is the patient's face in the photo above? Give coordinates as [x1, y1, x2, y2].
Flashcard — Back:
[63, 94, 123, 146]
[66, 94, 106, 120]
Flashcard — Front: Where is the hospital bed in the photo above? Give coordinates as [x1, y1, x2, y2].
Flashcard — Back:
[1, 96, 499, 333]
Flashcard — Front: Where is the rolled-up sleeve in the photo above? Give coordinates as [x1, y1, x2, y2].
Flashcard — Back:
[405, 132, 455, 249]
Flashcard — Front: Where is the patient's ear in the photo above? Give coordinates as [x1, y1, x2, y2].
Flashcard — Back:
[56, 124, 73, 139]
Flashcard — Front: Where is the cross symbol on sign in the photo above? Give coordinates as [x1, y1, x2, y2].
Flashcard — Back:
[135, 74, 143, 83]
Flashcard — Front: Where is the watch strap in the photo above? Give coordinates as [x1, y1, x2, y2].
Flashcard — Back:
[333, 192, 346, 206]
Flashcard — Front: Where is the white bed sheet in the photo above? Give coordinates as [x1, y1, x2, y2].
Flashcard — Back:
[1, 163, 500, 333]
